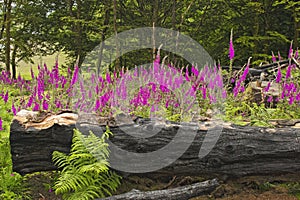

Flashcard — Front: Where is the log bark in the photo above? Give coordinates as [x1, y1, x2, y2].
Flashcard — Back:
[10, 110, 300, 178]
[97, 178, 219, 200]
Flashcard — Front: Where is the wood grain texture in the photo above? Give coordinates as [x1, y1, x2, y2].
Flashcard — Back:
[10, 110, 300, 177]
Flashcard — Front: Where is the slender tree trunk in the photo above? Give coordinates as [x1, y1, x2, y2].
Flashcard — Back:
[98, 6, 110, 75]
[152, 0, 159, 60]
[76, 0, 83, 67]
[0, 0, 7, 40]
[11, 44, 17, 79]
[293, 8, 299, 48]
[5, 0, 12, 73]
[113, 0, 120, 72]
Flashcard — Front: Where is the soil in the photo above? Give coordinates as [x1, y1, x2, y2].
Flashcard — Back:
[25, 172, 300, 200]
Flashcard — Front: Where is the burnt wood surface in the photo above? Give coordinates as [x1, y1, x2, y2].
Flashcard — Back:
[10, 110, 300, 177]
[97, 178, 219, 200]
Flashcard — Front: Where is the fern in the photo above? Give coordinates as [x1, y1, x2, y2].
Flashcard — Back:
[52, 128, 121, 200]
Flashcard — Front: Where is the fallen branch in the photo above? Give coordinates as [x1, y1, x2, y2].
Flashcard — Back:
[97, 178, 219, 200]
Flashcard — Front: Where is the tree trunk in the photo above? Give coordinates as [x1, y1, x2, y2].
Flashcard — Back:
[97, 5, 110, 75]
[11, 44, 17, 79]
[113, 0, 120, 72]
[5, 0, 12, 73]
[10, 111, 300, 178]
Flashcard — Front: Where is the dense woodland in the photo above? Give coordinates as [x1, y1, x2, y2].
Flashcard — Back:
[0, 0, 299, 78]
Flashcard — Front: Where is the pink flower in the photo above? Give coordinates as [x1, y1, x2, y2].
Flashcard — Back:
[3, 91, 8, 103]
[106, 71, 111, 84]
[43, 100, 48, 110]
[229, 29, 235, 60]
[276, 67, 282, 83]
[70, 66, 79, 86]
[0, 117, 3, 131]
[267, 96, 273, 103]
[263, 82, 271, 92]
[285, 64, 292, 80]
[12, 103, 17, 115]
[33, 102, 40, 111]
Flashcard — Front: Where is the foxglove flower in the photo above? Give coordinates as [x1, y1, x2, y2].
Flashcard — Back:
[285, 64, 292, 80]
[106, 71, 112, 84]
[70, 66, 79, 86]
[27, 96, 33, 107]
[12, 103, 17, 115]
[229, 29, 235, 60]
[43, 100, 48, 110]
[267, 96, 273, 103]
[263, 82, 271, 92]
[276, 67, 282, 83]
[3, 91, 8, 103]
[33, 102, 40, 111]
[0, 117, 3, 131]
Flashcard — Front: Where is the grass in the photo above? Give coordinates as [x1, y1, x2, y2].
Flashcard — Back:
[1, 52, 68, 79]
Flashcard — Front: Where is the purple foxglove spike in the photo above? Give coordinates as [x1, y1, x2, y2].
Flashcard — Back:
[267, 96, 273, 103]
[289, 96, 294, 105]
[33, 102, 40, 111]
[0, 117, 3, 131]
[43, 100, 49, 110]
[222, 90, 227, 99]
[3, 91, 8, 103]
[296, 92, 300, 102]
[106, 71, 112, 83]
[285, 64, 292, 80]
[95, 99, 101, 111]
[263, 82, 271, 92]
[241, 65, 249, 81]
[276, 67, 282, 83]
[11, 103, 16, 115]
[229, 29, 235, 60]
[71, 66, 79, 86]
[27, 96, 33, 107]
[191, 66, 199, 77]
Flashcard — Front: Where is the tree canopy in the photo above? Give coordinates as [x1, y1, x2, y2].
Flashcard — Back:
[0, 0, 299, 77]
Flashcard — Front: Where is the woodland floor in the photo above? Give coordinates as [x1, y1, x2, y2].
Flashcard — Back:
[25, 172, 300, 200]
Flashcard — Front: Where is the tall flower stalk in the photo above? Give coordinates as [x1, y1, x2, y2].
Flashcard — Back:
[228, 28, 235, 83]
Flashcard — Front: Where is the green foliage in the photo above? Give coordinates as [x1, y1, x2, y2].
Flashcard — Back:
[223, 93, 274, 127]
[52, 128, 121, 200]
[0, 89, 29, 199]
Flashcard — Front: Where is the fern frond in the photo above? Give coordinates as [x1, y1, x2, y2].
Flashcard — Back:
[52, 151, 70, 170]
[52, 128, 121, 200]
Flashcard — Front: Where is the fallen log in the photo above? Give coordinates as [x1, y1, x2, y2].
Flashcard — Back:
[10, 110, 300, 178]
[97, 178, 219, 200]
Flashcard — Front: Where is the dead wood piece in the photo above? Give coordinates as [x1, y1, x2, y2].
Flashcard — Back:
[97, 178, 219, 200]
